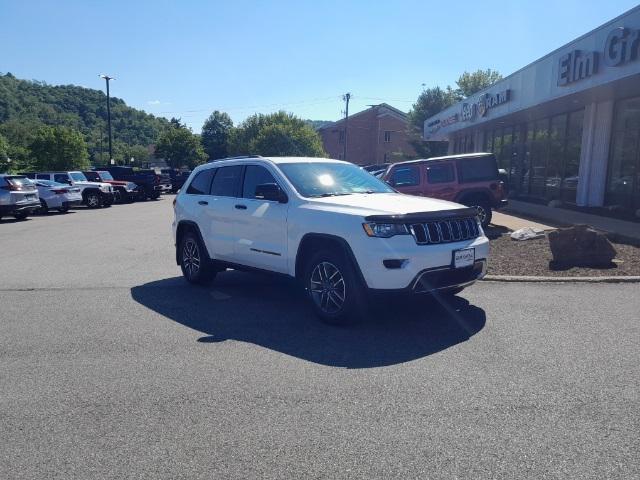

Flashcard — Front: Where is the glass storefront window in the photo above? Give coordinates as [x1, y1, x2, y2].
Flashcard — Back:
[562, 109, 583, 203]
[547, 114, 567, 199]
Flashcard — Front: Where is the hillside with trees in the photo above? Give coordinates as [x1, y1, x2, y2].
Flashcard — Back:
[0, 72, 169, 169]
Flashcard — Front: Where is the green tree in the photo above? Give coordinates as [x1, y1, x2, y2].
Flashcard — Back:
[0, 133, 9, 172]
[201, 111, 233, 160]
[406, 86, 457, 158]
[155, 124, 207, 168]
[228, 111, 325, 157]
[455, 69, 502, 98]
[29, 125, 89, 171]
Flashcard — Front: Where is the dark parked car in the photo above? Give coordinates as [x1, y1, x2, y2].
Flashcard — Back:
[83, 171, 139, 203]
[97, 166, 169, 200]
[383, 152, 507, 227]
[160, 168, 191, 193]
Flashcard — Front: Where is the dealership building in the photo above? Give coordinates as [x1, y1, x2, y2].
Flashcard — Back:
[424, 6, 640, 215]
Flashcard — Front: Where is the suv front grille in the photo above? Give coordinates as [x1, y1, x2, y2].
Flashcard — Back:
[408, 216, 480, 245]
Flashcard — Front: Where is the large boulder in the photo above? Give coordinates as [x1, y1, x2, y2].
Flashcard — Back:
[548, 224, 617, 268]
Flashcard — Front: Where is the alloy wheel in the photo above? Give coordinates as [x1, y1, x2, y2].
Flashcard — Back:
[474, 205, 487, 225]
[309, 261, 346, 315]
[87, 195, 100, 208]
[182, 239, 201, 279]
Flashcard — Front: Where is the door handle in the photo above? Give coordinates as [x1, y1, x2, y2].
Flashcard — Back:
[235, 204, 247, 210]
[198, 200, 208, 205]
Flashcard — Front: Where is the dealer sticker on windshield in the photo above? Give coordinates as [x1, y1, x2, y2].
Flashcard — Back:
[453, 248, 475, 269]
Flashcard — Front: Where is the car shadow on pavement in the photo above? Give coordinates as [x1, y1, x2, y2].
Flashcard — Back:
[130, 271, 486, 368]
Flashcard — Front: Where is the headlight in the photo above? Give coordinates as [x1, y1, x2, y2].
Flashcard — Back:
[100, 185, 109, 192]
[126, 182, 136, 192]
[362, 223, 409, 238]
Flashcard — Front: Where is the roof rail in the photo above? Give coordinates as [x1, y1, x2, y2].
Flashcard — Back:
[207, 155, 263, 163]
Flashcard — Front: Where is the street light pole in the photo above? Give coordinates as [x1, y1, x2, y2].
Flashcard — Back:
[99, 74, 115, 162]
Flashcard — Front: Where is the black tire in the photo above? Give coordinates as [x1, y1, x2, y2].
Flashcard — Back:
[58, 205, 70, 213]
[465, 197, 492, 228]
[39, 199, 49, 214]
[13, 211, 28, 220]
[303, 249, 365, 325]
[85, 191, 102, 209]
[179, 231, 216, 285]
[149, 191, 161, 200]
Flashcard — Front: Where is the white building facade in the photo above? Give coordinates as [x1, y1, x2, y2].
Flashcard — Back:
[424, 6, 640, 214]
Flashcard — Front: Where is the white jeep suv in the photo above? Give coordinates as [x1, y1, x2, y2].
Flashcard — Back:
[172, 156, 490, 323]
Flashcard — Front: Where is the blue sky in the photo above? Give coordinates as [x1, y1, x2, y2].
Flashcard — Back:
[1, 0, 638, 131]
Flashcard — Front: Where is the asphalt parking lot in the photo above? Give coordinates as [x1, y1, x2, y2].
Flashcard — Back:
[1, 198, 639, 479]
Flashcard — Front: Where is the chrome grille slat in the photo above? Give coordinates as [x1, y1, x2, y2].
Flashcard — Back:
[408, 216, 480, 245]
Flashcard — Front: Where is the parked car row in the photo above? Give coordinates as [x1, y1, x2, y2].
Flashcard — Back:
[0, 167, 189, 221]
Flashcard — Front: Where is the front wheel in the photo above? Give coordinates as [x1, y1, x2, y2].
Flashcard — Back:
[179, 232, 216, 284]
[39, 199, 49, 214]
[13, 211, 28, 220]
[85, 192, 102, 209]
[304, 250, 365, 325]
[149, 191, 161, 200]
[58, 205, 70, 213]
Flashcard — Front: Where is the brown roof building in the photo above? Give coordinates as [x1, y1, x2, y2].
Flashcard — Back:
[318, 103, 416, 166]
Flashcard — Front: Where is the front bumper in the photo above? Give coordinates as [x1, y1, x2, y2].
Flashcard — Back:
[351, 234, 490, 290]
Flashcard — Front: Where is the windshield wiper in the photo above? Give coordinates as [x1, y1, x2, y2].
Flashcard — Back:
[310, 192, 353, 198]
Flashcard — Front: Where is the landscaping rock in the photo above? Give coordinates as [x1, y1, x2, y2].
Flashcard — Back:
[548, 224, 617, 268]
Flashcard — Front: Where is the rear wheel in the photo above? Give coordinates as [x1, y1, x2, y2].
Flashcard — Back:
[179, 231, 216, 284]
[303, 249, 365, 325]
[13, 211, 28, 220]
[58, 205, 70, 213]
[85, 191, 102, 209]
[39, 199, 49, 214]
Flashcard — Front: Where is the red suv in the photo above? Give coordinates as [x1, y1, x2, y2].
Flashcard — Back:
[383, 153, 507, 227]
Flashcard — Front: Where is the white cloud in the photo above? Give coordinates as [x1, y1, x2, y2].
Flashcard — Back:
[147, 100, 162, 105]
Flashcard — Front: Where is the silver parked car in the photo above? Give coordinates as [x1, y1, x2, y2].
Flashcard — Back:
[0, 174, 40, 221]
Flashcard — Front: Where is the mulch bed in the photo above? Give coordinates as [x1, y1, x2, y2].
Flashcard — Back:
[485, 228, 640, 277]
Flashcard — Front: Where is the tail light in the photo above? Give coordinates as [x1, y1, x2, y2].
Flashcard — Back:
[154, 175, 161, 184]
[52, 189, 69, 194]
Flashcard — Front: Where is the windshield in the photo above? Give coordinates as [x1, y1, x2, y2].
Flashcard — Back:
[278, 162, 395, 198]
[98, 171, 114, 181]
[70, 172, 87, 182]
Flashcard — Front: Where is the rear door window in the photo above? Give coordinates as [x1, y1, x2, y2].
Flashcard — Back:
[457, 155, 499, 183]
[186, 169, 215, 195]
[390, 166, 420, 187]
[210, 165, 243, 197]
[426, 163, 455, 184]
[36, 174, 50, 180]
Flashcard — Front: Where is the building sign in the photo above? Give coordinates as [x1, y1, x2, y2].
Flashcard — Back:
[558, 26, 640, 86]
[460, 89, 510, 122]
[427, 114, 459, 134]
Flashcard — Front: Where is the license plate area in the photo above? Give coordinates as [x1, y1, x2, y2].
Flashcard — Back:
[453, 248, 475, 268]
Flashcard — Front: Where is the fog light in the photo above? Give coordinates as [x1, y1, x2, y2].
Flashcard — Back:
[383, 259, 407, 269]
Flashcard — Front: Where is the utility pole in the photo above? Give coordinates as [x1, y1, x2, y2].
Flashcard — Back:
[342, 93, 351, 161]
[100, 74, 115, 162]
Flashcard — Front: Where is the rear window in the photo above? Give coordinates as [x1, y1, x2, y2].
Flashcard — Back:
[5, 176, 32, 187]
[457, 155, 498, 183]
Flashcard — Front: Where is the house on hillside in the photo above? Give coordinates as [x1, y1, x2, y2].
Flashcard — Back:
[318, 103, 416, 166]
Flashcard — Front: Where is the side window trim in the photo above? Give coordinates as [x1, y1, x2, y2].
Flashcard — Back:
[185, 168, 216, 195]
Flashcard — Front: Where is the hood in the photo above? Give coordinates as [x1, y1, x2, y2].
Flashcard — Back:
[305, 192, 466, 217]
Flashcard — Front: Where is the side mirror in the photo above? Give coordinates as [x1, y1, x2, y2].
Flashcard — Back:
[255, 183, 287, 203]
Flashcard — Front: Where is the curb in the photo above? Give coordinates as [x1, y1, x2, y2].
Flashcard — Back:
[483, 275, 640, 283]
